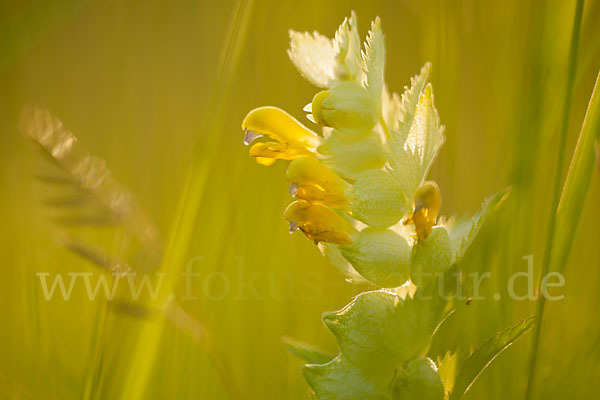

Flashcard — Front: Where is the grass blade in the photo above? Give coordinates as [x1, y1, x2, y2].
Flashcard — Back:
[551, 70, 600, 274]
[281, 336, 335, 365]
[451, 317, 534, 400]
[524, 1, 586, 398]
[116, 1, 254, 399]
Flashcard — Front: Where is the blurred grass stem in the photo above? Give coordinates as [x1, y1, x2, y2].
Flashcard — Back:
[524, 0, 586, 397]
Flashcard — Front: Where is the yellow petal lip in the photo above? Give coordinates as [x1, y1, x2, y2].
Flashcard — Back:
[242, 106, 321, 148]
[249, 141, 314, 161]
[242, 106, 322, 164]
[286, 157, 350, 209]
[284, 201, 357, 245]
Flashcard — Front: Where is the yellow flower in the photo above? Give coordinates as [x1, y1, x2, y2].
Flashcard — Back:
[403, 181, 441, 241]
[242, 106, 321, 166]
[284, 201, 357, 245]
[286, 157, 350, 210]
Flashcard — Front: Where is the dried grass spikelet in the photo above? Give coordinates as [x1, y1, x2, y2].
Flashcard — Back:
[19, 105, 162, 262]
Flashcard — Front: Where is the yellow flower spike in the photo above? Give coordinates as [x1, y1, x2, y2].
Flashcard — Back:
[286, 157, 351, 210]
[284, 201, 358, 245]
[242, 106, 322, 164]
[404, 181, 441, 241]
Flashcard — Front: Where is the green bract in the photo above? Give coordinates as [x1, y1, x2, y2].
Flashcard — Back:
[391, 358, 445, 400]
[351, 169, 407, 228]
[341, 228, 410, 287]
[411, 227, 453, 286]
[312, 82, 378, 135]
[318, 130, 386, 181]
[318, 242, 367, 284]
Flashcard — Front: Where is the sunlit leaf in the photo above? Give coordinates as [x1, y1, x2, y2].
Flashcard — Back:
[322, 287, 447, 377]
[388, 66, 445, 202]
[386, 63, 430, 132]
[288, 29, 337, 88]
[362, 17, 385, 112]
[333, 11, 362, 82]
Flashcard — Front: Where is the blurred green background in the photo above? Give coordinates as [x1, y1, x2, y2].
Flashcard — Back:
[1, 0, 599, 398]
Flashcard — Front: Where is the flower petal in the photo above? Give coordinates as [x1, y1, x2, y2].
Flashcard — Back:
[284, 201, 357, 245]
[286, 157, 350, 209]
[242, 106, 322, 164]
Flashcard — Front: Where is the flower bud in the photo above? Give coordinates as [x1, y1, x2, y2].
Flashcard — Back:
[310, 81, 377, 135]
[341, 227, 410, 288]
[404, 181, 441, 241]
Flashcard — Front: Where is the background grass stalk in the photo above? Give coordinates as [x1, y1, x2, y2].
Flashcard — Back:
[117, 1, 254, 399]
[524, 1, 587, 397]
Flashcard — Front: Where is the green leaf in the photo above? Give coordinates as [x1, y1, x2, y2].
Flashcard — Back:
[412, 84, 445, 190]
[289, 13, 365, 88]
[341, 228, 411, 288]
[391, 357, 445, 400]
[318, 130, 386, 182]
[322, 287, 447, 377]
[394, 63, 431, 133]
[445, 188, 511, 263]
[288, 29, 337, 88]
[351, 169, 409, 228]
[333, 11, 362, 82]
[450, 317, 534, 400]
[282, 336, 335, 365]
[388, 69, 445, 202]
[362, 17, 385, 112]
[304, 355, 391, 400]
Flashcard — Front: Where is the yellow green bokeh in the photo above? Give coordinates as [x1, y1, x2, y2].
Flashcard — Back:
[1, 0, 599, 399]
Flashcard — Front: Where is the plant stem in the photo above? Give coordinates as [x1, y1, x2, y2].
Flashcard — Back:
[524, 1, 585, 398]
